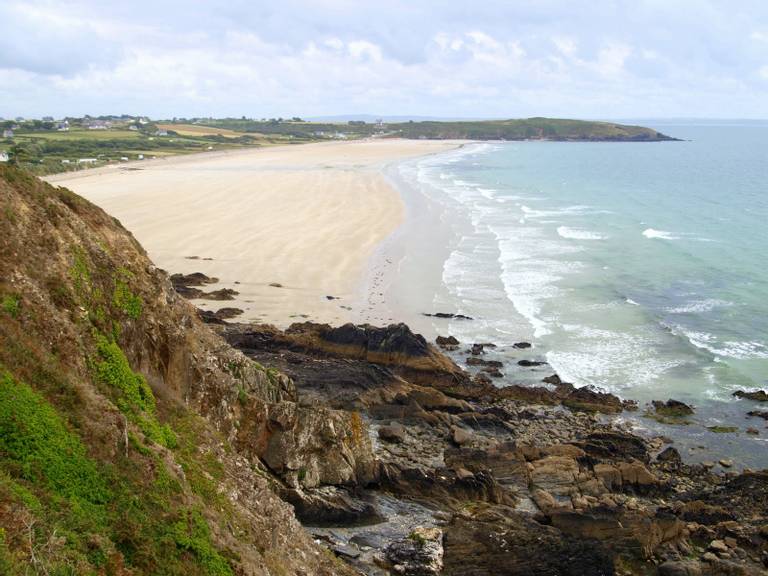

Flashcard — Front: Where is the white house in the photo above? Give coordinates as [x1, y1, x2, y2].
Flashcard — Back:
[0, 152, 9, 162]
[2, 129, 13, 138]
[77, 158, 99, 164]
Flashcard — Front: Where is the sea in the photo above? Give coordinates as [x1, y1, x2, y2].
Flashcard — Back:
[382, 121, 768, 468]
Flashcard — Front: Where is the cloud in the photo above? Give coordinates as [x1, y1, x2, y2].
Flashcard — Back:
[1, 0, 767, 118]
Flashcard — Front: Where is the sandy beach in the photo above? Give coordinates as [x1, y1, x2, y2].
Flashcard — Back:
[47, 139, 460, 325]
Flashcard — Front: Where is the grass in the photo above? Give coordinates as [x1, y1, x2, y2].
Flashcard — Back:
[156, 124, 243, 138]
[14, 129, 144, 141]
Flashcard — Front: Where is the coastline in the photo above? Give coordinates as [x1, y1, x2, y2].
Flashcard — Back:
[48, 139, 463, 327]
[362, 139, 768, 471]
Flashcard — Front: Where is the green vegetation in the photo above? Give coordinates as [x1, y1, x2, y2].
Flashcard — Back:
[0, 370, 110, 509]
[1, 294, 20, 318]
[113, 269, 143, 319]
[202, 116, 675, 142]
[707, 425, 738, 433]
[3, 115, 675, 175]
[171, 509, 234, 576]
[94, 336, 176, 448]
[407, 530, 427, 547]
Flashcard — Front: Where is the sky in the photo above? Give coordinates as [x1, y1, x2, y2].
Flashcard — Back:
[1, 0, 768, 120]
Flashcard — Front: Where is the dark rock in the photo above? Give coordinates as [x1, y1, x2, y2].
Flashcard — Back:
[436, 335, 459, 349]
[200, 288, 239, 301]
[442, 508, 616, 576]
[513, 342, 532, 349]
[562, 386, 628, 414]
[269, 282, 283, 287]
[465, 357, 502, 368]
[576, 431, 650, 463]
[385, 527, 443, 576]
[542, 374, 563, 385]
[170, 272, 219, 286]
[652, 399, 695, 417]
[747, 410, 768, 420]
[658, 560, 705, 576]
[675, 500, 735, 525]
[517, 359, 546, 367]
[423, 312, 473, 320]
[470, 343, 485, 356]
[656, 446, 682, 465]
[197, 307, 244, 324]
[733, 390, 768, 402]
[481, 367, 503, 378]
[282, 486, 383, 526]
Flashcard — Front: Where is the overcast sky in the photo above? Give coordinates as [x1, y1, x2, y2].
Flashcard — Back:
[2, 0, 767, 120]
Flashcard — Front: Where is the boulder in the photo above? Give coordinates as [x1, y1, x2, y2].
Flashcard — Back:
[379, 423, 407, 443]
[652, 399, 695, 417]
[733, 390, 768, 402]
[436, 335, 460, 350]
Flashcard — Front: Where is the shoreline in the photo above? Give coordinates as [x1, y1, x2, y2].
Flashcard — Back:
[361, 141, 768, 471]
[48, 139, 465, 327]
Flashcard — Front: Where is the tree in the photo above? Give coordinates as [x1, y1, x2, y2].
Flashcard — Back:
[8, 143, 32, 165]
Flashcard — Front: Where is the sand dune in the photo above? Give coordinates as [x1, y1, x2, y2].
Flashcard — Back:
[47, 139, 460, 325]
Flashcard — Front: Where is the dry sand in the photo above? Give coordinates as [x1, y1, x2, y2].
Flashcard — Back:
[47, 139, 460, 326]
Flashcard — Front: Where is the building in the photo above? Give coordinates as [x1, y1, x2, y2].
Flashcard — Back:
[2, 129, 13, 139]
[154, 130, 168, 136]
[128, 125, 139, 131]
[77, 158, 98, 164]
[85, 120, 110, 130]
[56, 121, 70, 131]
[0, 152, 9, 162]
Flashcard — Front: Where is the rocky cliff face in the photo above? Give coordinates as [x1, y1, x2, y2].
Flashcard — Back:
[0, 165, 361, 575]
[219, 319, 768, 575]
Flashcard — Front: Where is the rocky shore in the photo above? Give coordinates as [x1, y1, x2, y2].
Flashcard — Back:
[201, 316, 768, 575]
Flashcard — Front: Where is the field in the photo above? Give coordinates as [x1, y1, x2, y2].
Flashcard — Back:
[156, 123, 243, 138]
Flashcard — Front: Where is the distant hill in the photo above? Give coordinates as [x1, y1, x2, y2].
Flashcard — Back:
[201, 116, 678, 142]
[385, 117, 678, 141]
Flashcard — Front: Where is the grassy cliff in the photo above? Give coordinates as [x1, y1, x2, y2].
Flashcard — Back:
[0, 165, 355, 575]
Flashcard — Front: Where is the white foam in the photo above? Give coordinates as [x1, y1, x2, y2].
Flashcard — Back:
[674, 326, 768, 360]
[666, 299, 733, 314]
[556, 226, 606, 240]
[625, 298, 640, 306]
[642, 228, 678, 240]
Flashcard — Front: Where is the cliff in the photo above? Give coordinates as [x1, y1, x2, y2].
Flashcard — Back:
[0, 164, 365, 575]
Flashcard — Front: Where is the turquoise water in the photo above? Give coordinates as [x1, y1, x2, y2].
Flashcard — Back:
[394, 122, 768, 465]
